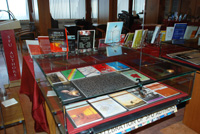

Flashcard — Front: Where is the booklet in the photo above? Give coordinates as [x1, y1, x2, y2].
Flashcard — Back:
[106, 61, 130, 71]
[172, 23, 187, 40]
[128, 88, 164, 103]
[46, 72, 68, 85]
[105, 21, 123, 44]
[92, 63, 116, 74]
[88, 95, 126, 118]
[110, 91, 146, 109]
[66, 101, 102, 128]
[121, 69, 150, 82]
[77, 66, 101, 77]
[53, 83, 84, 102]
[61, 68, 85, 81]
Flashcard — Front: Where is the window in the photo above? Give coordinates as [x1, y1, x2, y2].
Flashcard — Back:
[117, 0, 129, 15]
[132, 0, 145, 18]
[0, 0, 29, 20]
[91, 0, 97, 18]
[49, 0, 86, 19]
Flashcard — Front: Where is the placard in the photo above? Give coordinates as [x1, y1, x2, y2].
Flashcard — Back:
[1, 30, 21, 81]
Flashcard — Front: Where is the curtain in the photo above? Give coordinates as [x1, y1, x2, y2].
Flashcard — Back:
[0, 0, 29, 20]
[117, 0, 129, 15]
[49, 0, 86, 19]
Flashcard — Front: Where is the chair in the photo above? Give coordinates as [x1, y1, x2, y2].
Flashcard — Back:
[15, 22, 36, 53]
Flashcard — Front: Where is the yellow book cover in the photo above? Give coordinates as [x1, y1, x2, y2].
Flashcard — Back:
[132, 30, 143, 48]
[160, 31, 166, 41]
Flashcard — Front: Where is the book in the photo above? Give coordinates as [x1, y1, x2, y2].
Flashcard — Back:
[88, 95, 127, 118]
[166, 50, 198, 58]
[175, 50, 200, 65]
[132, 30, 143, 48]
[27, 45, 43, 56]
[38, 36, 51, 54]
[106, 61, 130, 71]
[172, 23, 187, 40]
[65, 101, 102, 127]
[53, 83, 84, 102]
[67, 35, 76, 51]
[46, 72, 68, 85]
[128, 88, 164, 103]
[105, 21, 123, 44]
[125, 33, 134, 44]
[165, 27, 174, 41]
[145, 83, 180, 97]
[77, 30, 95, 49]
[151, 25, 161, 44]
[25, 40, 41, 57]
[77, 66, 101, 77]
[119, 34, 126, 43]
[61, 68, 85, 81]
[48, 29, 68, 52]
[92, 63, 116, 74]
[106, 45, 122, 57]
[146, 31, 154, 43]
[183, 26, 198, 39]
[160, 30, 166, 41]
[121, 69, 150, 82]
[110, 91, 146, 109]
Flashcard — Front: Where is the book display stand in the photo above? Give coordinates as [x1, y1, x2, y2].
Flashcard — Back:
[32, 45, 195, 133]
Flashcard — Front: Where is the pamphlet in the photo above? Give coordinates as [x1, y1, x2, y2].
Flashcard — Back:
[77, 30, 95, 49]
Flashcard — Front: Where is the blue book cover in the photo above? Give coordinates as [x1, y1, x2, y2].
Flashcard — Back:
[106, 61, 130, 71]
[106, 46, 122, 57]
[172, 23, 187, 40]
[105, 22, 123, 44]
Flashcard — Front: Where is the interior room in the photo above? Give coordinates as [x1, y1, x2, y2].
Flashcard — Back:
[0, 0, 200, 134]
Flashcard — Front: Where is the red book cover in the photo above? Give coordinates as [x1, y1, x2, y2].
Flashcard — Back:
[119, 34, 126, 43]
[66, 102, 102, 127]
[145, 82, 180, 97]
[38, 36, 51, 54]
[92, 63, 116, 73]
[48, 29, 68, 52]
[28, 45, 43, 55]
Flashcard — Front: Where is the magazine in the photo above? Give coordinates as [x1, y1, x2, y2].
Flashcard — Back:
[92, 63, 116, 74]
[46, 72, 68, 85]
[106, 61, 130, 71]
[77, 66, 101, 77]
[61, 68, 85, 81]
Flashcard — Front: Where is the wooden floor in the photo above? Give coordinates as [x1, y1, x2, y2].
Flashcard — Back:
[0, 43, 197, 134]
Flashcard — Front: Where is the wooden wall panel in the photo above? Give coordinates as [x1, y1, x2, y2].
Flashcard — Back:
[109, 0, 117, 22]
[183, 72, 200, 133]
[32, 0, 51, 36]
[86, 0, 92, 22]
[145, 0, 160, 24]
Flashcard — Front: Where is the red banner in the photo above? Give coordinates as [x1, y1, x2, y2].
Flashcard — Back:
[1, 30, 21, 81]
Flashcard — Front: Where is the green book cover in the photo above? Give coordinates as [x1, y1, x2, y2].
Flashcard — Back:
[121, 69, 150, 82]
[61, 69, 85, 81]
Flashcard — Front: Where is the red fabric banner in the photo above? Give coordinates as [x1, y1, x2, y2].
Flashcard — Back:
[1, 30, 21, 81]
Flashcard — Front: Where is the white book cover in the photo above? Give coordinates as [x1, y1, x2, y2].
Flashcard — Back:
[151, 25, 161, 44]
[77, 66, 101, 77]
[88, 95, 127, 118]
[105, 21, 123, 44]
[165, 27, 174, 41]
[195, 27, 200, 38]
[183, 26, 198, 39]
[46, 72, 68, 84]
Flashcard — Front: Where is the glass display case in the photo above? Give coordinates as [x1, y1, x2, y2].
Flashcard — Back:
[32, 46, 196, 134]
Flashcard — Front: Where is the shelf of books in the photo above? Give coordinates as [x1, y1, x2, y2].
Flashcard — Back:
[32, 45, 196, 134]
